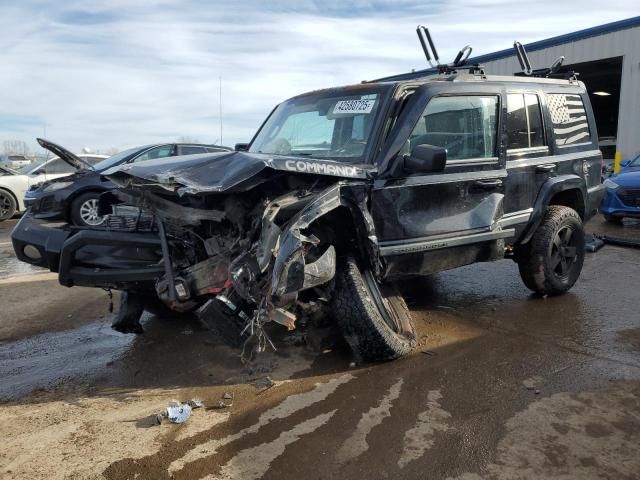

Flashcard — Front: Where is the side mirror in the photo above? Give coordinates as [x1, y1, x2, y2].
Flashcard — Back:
[235, 143, 249, 152]
[620, 160, 631, 168]
[403, 144, 446, 174]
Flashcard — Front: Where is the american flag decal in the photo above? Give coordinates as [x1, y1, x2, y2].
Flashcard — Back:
[546, 94, 590, 146]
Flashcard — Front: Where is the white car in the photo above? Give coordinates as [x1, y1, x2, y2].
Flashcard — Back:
[0, 150, 107, 221]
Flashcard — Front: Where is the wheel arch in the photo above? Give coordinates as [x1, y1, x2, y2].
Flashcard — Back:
[269, 183, 382, 303]
[519, 175, 586, 244]
[65, 187, 110, 222]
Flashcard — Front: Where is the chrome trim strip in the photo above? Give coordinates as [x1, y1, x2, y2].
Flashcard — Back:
[507, 149, 601, 169]
[375, 169, 507, 189]
[379, 228, 515, 256]
[499, 209, 533, 227]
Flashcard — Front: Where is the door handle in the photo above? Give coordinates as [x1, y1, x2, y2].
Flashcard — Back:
[536, 163, 556, 173]
[472, 179, 503, 190]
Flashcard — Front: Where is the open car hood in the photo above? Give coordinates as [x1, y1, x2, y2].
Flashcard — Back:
[104, 150, 371, 194]
[37, 138, 94, 171]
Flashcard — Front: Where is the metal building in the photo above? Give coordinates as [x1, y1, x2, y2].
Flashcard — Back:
[389, 16, 640, 162]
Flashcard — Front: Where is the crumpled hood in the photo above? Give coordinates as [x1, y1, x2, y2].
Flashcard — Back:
[104, 150, 371, 195]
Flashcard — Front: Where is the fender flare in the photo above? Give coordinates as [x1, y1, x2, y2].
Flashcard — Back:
[519, 174, 587, 244]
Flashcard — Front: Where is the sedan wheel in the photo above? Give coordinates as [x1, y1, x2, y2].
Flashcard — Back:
[0, 191, 17, 221]
[71, 193, 106, 227]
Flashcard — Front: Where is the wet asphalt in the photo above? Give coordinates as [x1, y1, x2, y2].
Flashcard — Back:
[0, 215, 639, 479]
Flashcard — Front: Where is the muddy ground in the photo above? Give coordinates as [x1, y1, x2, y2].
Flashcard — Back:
[0, 216, 639, 480]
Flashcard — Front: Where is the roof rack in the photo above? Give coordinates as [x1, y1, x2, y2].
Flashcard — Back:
[513, 41, 578, 80]
[416, 26, 485, 75]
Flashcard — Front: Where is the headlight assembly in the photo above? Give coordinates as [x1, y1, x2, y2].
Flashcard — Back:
[603, 178, 619, 190]
[42, 180, 74, 192]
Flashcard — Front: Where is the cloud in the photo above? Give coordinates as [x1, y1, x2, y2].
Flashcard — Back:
[0, 0, 637, 153]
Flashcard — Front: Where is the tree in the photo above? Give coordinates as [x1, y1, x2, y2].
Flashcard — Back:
[3, 140, 30, 156]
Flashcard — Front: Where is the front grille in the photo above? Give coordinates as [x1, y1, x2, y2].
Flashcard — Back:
[617, 188, 640, 208]
[39, 196, 55, 211]
[105, 206, 155, 232]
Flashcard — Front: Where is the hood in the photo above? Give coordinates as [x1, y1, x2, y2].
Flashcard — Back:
[104, 150, 371, 195]
[613, 166, 640, 187]
[37, 138, 94, 171]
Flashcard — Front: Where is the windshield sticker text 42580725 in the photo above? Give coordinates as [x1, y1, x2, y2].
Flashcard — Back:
[333, 99, 375, 115]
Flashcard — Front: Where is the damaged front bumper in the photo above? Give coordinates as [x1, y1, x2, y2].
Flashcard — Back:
[11, 212, 164, 289]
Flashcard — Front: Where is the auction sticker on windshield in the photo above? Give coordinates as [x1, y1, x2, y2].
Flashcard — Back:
[333, 99, 375, 115]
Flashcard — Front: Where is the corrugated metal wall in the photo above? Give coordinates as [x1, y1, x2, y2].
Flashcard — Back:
[481, 26, 640, 159]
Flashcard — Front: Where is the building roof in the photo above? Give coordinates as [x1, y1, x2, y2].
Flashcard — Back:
[374, 15, 640, 82]
[469, 15, 640, 65]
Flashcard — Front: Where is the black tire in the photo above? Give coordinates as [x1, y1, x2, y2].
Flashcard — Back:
[111, 291, 144, 334]
[0, 189, 17, 221]
[198, 297, 250, 347]
[517, 206, 585, 295]
[603, 214, 623, 224]
[332, 257, 416, 362]
[70, 192, 105, 227]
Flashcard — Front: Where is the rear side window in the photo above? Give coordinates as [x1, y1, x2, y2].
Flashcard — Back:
[409, 95, 499, 161]
[546, 94, 590, 146]
[179, 146, 207, 155]
[507, 93, 545, 149]
[133, 145, 174, 162]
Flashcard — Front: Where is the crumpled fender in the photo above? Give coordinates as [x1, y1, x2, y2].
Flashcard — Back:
[269, 182, 378, 304]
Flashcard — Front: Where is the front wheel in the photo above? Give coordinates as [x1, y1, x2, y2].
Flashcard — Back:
[0, 190, 17, 221]
[517, 206, 585, 295]
[332, 257, 416, 362]
[71, 192, 106, 227]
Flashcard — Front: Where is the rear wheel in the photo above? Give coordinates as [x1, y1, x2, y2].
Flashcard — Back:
[332, 257, 416, 361]
[71, 192, 105, 227]
[517, 206, 585, 295]
[0, 190, 17, 221]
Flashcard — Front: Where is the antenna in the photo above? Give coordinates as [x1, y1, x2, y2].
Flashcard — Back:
[219, 76, 223, 145]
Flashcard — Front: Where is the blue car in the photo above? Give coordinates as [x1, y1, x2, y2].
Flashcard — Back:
[601, 153, 640, 222]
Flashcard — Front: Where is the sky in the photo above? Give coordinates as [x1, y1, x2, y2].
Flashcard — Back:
[1, 0, 639, 154]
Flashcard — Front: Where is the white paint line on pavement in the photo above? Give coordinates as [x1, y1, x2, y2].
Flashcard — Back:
[336, 377, 404, 464]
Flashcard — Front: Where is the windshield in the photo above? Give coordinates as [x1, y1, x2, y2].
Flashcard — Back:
[249, 86, 390, 163]
[20, 160, 46, 174]
[92, 146, 146, 172]
[629, 153, 640, 167]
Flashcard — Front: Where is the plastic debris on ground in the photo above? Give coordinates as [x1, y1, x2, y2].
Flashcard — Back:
[585, 234, 605, 252]
[214, 392, 234, 409]
[254, 376, 275, 390]
[155, 398, 205, 425]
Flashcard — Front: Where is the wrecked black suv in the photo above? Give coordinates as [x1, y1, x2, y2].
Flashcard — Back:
[13, 60, 605, 361]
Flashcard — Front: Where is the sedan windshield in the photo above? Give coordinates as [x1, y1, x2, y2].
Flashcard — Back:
[92, 146, 147, 172]
[249, 86, 390, 163]
[629, 153, 640, 167]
